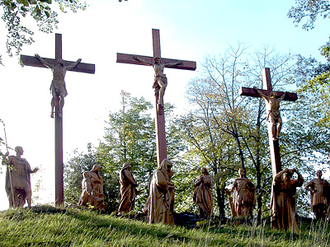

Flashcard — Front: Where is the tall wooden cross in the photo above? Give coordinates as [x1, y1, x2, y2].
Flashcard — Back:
[20, 33, 95, 205]
[117, 29, 196, 165]
[239, 67, 297, 228]
[239, 68, 297, 177]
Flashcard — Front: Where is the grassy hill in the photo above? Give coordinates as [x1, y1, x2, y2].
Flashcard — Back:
[0, 206, 329, 246]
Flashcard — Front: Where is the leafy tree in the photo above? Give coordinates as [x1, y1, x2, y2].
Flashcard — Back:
[64, 143, 119, 213]
[1, 0, 87, 64]
[181, 44, 300, 221]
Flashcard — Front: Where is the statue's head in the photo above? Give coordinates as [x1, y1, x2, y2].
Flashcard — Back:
[91, 164, 101, 172]
[15, 146, 24, 155]
[201, 167, 209, 175]
[57, 59, 65, 66]
[122, 162, 132, 170]
[158, 158, 173, 176]
[270, 92, 276, 98]
[239, 168, 245, 178]
[316, 170, 322, 179]
[154, 57, 161, 65]
[284, 169, 294, 180]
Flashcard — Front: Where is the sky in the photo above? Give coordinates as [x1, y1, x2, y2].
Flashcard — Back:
[0, 0, 328, 210]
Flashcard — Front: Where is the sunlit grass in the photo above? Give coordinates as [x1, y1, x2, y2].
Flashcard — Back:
[0, 206, 329, 246]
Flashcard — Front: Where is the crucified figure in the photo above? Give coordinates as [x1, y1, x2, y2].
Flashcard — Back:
[35, 54, 81, 118]
[254, 88, 286, 140]
[134, 56, 182, 108]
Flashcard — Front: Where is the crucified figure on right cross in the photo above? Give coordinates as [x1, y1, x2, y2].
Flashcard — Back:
[254, 87, 286, 141]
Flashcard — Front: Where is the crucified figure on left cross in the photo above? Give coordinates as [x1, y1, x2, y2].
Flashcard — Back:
[35, 54, 81, 118]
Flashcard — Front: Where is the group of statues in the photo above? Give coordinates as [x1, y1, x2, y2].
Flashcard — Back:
[4, 148, 330, 232]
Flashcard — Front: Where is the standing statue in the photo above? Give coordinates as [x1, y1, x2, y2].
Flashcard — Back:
[35, 54, 81, 118]
[78, 164, 104, 211]
[148, 158, 174, 225]
[230, 169, 255, 218]
[254, 88, 286, 140]
[305, 170, 330, 219]
[118, 163, 138, 214]
[273, 168, 304, 233]
[3, 146, 38, 208]
[133, 56, 181, 109]
[193, 167, 213, 219]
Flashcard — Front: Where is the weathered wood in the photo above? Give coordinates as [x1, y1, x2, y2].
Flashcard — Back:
[116, 53, 196, 71]
[239, 87, 298, 101]
[20, 55, 96, 74]
[20, 33, 95, 206]
[116, 29, 196, 166]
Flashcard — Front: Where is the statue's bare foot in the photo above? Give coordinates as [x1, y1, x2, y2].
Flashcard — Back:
[58, 112, 62, 118]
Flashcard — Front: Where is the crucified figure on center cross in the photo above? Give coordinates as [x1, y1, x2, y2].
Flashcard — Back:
[35, 54, 81, 118]
[133, 56, 182, 107]
[254, 87, 286, 140]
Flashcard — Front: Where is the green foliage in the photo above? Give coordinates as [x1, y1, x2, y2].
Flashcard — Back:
[0, 0, 87, 63]
[288, 0, 330, 31]
[1, 207, 330, 246]
[64, 143, 120, 213]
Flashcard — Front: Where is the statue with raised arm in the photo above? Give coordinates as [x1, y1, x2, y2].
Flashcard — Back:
[35, 53, 81, 118]
[134, 56, 181, 109]
[78, 164, 104, 211]
[230, 169, 255, 218]
[273, 168, 304, 233]
[4, 146, 38, 208]
[305, 170, 330, 219]
[254, 88, 286, 140]
[193, 167, 213, 219]
[118, 163, 138, 214]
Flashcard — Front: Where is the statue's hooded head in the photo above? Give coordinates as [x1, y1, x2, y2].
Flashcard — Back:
[158, 158, 173, 180]
[284, 169, 294, 180]
[91, 164, 101, 172]
[316, 170, 322, 179]
[239, 168, 246, 178]
[201, 167, 209, 175]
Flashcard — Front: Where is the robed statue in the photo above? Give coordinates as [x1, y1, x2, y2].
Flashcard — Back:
[273, 168, 304, 233]
[78, 164, 105, 211]
[4, 146, 38, 208]
[118, 163, 138, 214]
[193, 167, 213, 219]
[147, 159, 174, 225]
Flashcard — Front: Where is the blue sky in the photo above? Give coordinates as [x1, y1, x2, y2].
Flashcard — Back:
[0, 0, 328, 210]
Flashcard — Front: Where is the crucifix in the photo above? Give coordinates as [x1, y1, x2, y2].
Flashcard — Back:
[117, 29, 196, 165]
[20, 33, 95, 205]
[239, 67, 298, 228]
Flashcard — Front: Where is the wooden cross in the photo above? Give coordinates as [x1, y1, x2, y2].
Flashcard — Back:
[117, 29, 196, 166]
[240, 68, 297, 229]
[20, 33, 95, 205]
[240, 68, 297, 177]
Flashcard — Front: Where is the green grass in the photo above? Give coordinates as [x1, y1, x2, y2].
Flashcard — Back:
[0, 206, 329, 246]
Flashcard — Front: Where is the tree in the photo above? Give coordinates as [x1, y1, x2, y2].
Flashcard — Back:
[1, 0, 87, 64]
[181, 44, 299, 221]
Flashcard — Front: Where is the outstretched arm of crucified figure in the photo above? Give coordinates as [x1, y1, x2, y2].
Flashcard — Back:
[35, 54, 54, 69]
[65, 58, 82, 71]
[253, 87, 269, 101]
[133, 56, 153, 66]
[164, 60, 183, 68]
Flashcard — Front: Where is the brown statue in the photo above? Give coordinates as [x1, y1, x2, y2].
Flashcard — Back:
[78, 164, 104, 211]
[273, 168, 304, 233]
[305, 170, 330, 219]
[4, 146, 38, 208]
[118, 163, 138, 214]
[193, 167, 213, 219]
[254, 88, 286, 140]
[230, 169, 255, 218]
[35, 53, 81, 118]
[147, 158, 174, 225]
[133, 56, 181, 108]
